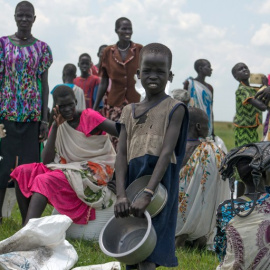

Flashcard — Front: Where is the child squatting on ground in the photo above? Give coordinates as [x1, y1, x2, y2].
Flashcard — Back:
[114, 43, 189, 270]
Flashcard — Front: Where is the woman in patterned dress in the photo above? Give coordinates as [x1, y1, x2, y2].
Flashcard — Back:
[0, 1, 53, 222]
[215, 143, 270, 269]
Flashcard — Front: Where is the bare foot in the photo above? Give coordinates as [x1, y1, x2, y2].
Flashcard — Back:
[193, 236, 207, 249]
[175, 234, 189, 248]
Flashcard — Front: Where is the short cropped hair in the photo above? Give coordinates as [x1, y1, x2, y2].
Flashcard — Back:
[15, 1, 35, 14]
[115, 17, 131, 30]
[53, 85, 76, 103]
[194, 59, 210, 73]
[63, 64, 76, 77]
[231, 62, 245, 78]
[98, 45, 107, 54]
[139, 43, 172, 69]
[78, 53, 91, 62]
[188, 107, 208, 127]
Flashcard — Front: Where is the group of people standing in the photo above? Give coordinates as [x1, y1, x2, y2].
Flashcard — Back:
[1, 1, 270, 270]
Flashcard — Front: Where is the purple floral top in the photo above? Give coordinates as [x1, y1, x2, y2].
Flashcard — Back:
[0, 36, 53, 122]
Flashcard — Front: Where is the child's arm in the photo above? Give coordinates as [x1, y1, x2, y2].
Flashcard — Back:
[247, 98, 267, 111]
[130, 105, 186, 217]
[114, 124, 130, 218]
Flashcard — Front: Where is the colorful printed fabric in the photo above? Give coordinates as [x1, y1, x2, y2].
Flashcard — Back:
[186, 78, 213, 136]
[11, 109, 116, 224]
[233, 83, 262, 128]
[102, 100, 128, 150]
[214, 190, 270, 264]
[119, 96, 189, 268]
[0, 36, 53, 122]
[176, 140, 229, 242]
[73, 75, 100, 108]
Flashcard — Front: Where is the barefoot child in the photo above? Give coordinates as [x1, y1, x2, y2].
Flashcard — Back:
[74, 53, 101, 109]
[232, 63, 267, 147]
[114, 43, 189, 269]
[11, 85, 118, 226]
[183, 59, 214, 137]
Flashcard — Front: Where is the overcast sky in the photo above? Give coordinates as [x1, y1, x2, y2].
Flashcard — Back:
[1, 0, 270, 121]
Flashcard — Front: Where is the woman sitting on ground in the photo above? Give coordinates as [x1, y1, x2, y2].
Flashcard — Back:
[175, 107, 229, 248]
[11, 85, 118, 226]
[215, 142, 270, 269]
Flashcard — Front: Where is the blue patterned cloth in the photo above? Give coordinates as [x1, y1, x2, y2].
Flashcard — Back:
[214, 187, 270, 261]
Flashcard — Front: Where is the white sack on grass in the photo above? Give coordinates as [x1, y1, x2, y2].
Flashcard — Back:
[72, 261, 121, 270]
[0, 215, 78, 270]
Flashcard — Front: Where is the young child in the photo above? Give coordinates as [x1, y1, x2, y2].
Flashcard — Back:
[183, 59, 214, 137]
[232, 63, 267, 147]
[51, 63, 86, 111]
[95, 45, 107, 70]
[114, 43, 189, 270]
[74, 53, 101, 109]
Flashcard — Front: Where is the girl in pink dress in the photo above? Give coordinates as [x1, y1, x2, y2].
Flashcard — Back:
[11, 85, 118, 226]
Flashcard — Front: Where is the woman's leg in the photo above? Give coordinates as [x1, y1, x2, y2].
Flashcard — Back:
[0, 188, 6, 224]
[15, 181, 30, 225]
[23, 192, 48, 226]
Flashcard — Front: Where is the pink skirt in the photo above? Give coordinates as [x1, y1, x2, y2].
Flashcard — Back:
[11, 163, 95, 224]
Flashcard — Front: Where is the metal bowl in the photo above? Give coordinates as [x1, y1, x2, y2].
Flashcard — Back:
[99, 211, 157, 265]
[126, 175, 168, 218]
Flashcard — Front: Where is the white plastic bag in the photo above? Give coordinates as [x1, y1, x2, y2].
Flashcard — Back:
[72, 261, 121, 270]
[214, 135, 228, 154]
[0, 215, 78, 270]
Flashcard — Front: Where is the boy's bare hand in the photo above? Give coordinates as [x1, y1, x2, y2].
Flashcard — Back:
[53, 105, 66, 127]
[114, 196, 130, 218]
[130, 193, 152, 218]
[0, 124, 6, 138]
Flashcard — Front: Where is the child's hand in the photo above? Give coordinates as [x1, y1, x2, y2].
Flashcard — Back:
[114, 196, 130, 218]
[53, 105, 66, 127]
[130, 192, 152, 218]
[0, 124, 6, 138]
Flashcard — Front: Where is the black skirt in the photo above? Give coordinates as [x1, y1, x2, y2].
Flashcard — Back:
[0, 120, 40, 188]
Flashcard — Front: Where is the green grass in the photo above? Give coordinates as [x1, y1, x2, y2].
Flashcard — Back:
[1, 121, 248, 269]
[214, 121, 263, 151]
[0, 206, 218, 269]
